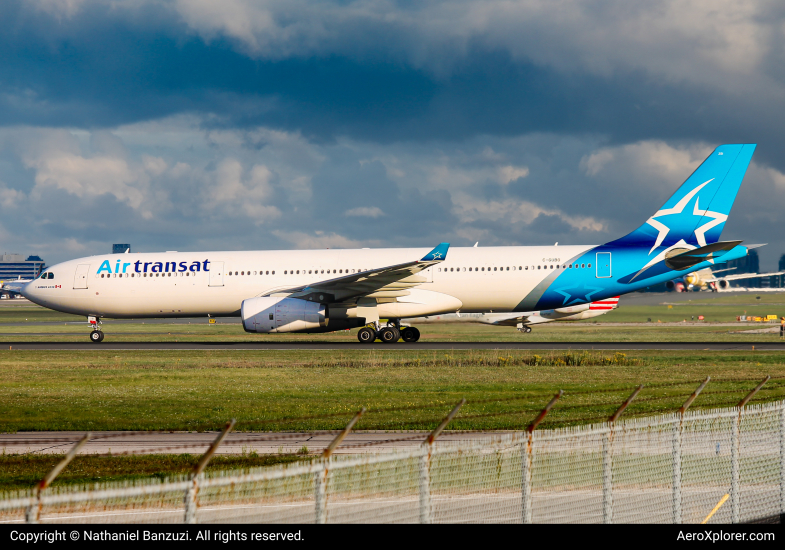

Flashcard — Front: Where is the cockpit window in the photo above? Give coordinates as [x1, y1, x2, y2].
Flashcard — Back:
[48, 273, 54, 279]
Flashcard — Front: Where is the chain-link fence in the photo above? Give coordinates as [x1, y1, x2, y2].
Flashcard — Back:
[1, 400, 783, 524]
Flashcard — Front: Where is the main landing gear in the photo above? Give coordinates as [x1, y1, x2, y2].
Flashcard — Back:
[357, 321, 421, 344]
[517, 325, 532, 334]
[88, 316, 105, 343]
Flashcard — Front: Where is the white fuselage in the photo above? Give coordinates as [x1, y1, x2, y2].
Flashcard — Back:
[23, 245, 597, 319]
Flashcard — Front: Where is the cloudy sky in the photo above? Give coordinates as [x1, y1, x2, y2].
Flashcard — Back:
[3, 0, 785, 269]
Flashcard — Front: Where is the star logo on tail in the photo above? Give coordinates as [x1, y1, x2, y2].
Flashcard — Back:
[644, 179, 727, 255]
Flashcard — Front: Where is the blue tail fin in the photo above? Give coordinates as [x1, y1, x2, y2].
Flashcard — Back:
[609, 144, 756, 254]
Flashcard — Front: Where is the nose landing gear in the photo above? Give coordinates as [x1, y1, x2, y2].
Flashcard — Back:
[88, 316, 105, 343]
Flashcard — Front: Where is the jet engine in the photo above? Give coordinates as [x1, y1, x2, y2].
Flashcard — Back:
[717, 279, 730, 290]
[242, 297, 327, 333]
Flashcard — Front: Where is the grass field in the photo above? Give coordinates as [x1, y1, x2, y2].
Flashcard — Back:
[2, 293, 785, 493]
[1, 349, 783, 433]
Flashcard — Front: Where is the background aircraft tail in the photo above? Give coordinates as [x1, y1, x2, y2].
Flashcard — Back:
[608, 144, 756, 254]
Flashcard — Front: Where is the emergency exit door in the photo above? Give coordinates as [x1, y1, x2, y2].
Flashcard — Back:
[596, 252, 611, 278]
[208, 261, 224, 287]
[73, 264, 90, 289]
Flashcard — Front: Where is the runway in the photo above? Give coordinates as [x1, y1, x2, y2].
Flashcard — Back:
[2, 341, 785, 350]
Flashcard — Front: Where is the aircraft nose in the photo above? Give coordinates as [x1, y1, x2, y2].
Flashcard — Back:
[21, 281, 37, 301]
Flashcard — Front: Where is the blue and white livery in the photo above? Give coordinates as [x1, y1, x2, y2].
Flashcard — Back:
[22, 145, 758, 343]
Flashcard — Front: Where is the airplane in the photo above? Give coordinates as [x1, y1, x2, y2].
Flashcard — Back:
[22, 144, 758, 344]
[665, 267, 785, 292]
[0, 278, 33, 299]
[408, 297, 620, 332]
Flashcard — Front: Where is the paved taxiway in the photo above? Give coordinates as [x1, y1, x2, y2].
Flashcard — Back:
[1, 431, 497, 456]
[2, 341, 784, 350]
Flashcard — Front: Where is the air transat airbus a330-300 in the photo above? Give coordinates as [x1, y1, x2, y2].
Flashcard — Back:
[23, 144, 759, 344]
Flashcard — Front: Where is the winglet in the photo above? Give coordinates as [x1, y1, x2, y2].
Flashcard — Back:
[421, 242, 450, 262]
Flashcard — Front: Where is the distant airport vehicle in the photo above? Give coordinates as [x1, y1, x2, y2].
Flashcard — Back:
[23, 144, 759, 343]
[409, 297, 619, 332]
[666, 267, 785, 292]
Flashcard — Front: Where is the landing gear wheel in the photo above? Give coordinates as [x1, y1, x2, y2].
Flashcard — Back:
[379, 327, 399, 343]
[357, 327, 376, 344]
[90, 330, 104, 343]
[524, 326, 532, 333]
[401, 327, 420, 342]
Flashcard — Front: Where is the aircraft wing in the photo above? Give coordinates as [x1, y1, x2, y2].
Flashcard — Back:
[704, 271, 785, 283]
[262, 243, 450, 303]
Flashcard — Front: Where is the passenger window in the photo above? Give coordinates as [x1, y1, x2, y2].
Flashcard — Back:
[588, 263, 592, 268]
[284, 271, 287, 275]
[493, 267, 497, 271]
[537, 266, 541, 270]
[269, 314, 274, 320]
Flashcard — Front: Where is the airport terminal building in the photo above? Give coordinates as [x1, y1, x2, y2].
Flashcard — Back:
[0, 253, 45, 280]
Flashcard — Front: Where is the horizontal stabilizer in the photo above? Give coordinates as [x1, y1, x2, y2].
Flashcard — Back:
[664, 240, 742, 270]
[618, 241, 746, 285]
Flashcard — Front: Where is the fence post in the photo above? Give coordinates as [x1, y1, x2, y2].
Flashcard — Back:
[25, 433, 91, 524]
[521, 390, 562, 525]
[315, 408, 365, 524]
[603, 385, 643, 524]
[730, 376, 770, 523]
[731, 411, 741, 523]
[673, 377, 710, 524]
[185, 419, 235, 524]
[420, 399, 465, 524]
[780, 401, 785, 516]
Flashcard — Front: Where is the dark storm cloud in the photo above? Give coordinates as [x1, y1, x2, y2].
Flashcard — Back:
[2, 1, 785, 269]
[2, 0, 785, 169]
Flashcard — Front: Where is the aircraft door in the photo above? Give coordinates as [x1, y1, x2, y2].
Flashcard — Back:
[209, 262, 224, 287]
[596, 252, 611, 278]
[73, 264, 90, 289]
